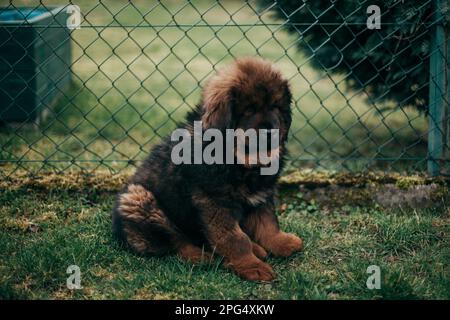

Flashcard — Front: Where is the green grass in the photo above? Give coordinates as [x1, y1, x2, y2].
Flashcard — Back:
[0, 1, 446, 300]
[0, 0, 429, 175]
[1, 180, 448, 299]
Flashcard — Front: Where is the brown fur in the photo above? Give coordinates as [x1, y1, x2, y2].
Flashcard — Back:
[116, 184, 196, 256]
[242, 205, 303, 257]
[113, 57, 302, 282]
[177, 243, 212, 264]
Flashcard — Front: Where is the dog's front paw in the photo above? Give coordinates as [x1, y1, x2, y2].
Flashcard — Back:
[267, 232, 303, 257]
[252, 241, 268, 260]
[230, 256, 275, 282]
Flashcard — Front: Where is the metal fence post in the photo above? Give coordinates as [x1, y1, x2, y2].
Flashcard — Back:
[428, 0, 449, 176]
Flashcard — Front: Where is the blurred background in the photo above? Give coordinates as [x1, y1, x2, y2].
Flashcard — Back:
[0, 0, 448, 176]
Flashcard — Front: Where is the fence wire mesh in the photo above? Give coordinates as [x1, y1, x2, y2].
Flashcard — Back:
[0, 0, 449, 178]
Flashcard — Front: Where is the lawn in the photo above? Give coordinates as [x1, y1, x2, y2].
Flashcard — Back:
[0, 0, 447, 301]
[0, 0, 429, 175]
[0, 171, 449, 299]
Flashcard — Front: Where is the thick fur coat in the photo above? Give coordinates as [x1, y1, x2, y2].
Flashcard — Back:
[112, 57, 303, 281]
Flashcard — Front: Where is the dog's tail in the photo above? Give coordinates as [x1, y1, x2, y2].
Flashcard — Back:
[112, 184, 179, 256]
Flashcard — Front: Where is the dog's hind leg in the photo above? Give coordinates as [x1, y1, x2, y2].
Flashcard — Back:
[113, 184, 180, 256]
[113, 184, 214, 263]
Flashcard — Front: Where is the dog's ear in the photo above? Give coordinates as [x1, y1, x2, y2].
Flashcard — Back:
[201, 78, 233, 130]
[280, 81, 292, 141]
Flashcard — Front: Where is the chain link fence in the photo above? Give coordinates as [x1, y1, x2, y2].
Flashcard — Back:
[0, 0, 449, 178]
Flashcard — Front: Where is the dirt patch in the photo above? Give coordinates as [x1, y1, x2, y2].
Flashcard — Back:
[0, 170, 132, 192]
[288, 181, 448, 210]
[2, 169, 449, 210]
[279, 170, 448, 210]
[372, 184, 446, 209]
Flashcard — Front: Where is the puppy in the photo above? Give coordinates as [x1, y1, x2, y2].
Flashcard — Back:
[112, 57, 303, 281]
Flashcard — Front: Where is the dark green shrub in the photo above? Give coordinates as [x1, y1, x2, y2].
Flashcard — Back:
[259, 0, 439, 111]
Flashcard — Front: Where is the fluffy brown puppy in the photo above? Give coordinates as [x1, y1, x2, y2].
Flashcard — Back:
[112, 57, 303, 281]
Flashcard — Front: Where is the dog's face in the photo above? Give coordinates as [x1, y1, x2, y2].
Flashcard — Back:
[200, 57, 291, 168]
[232, 82, 291, 145]
[201, 57, 292, 147]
